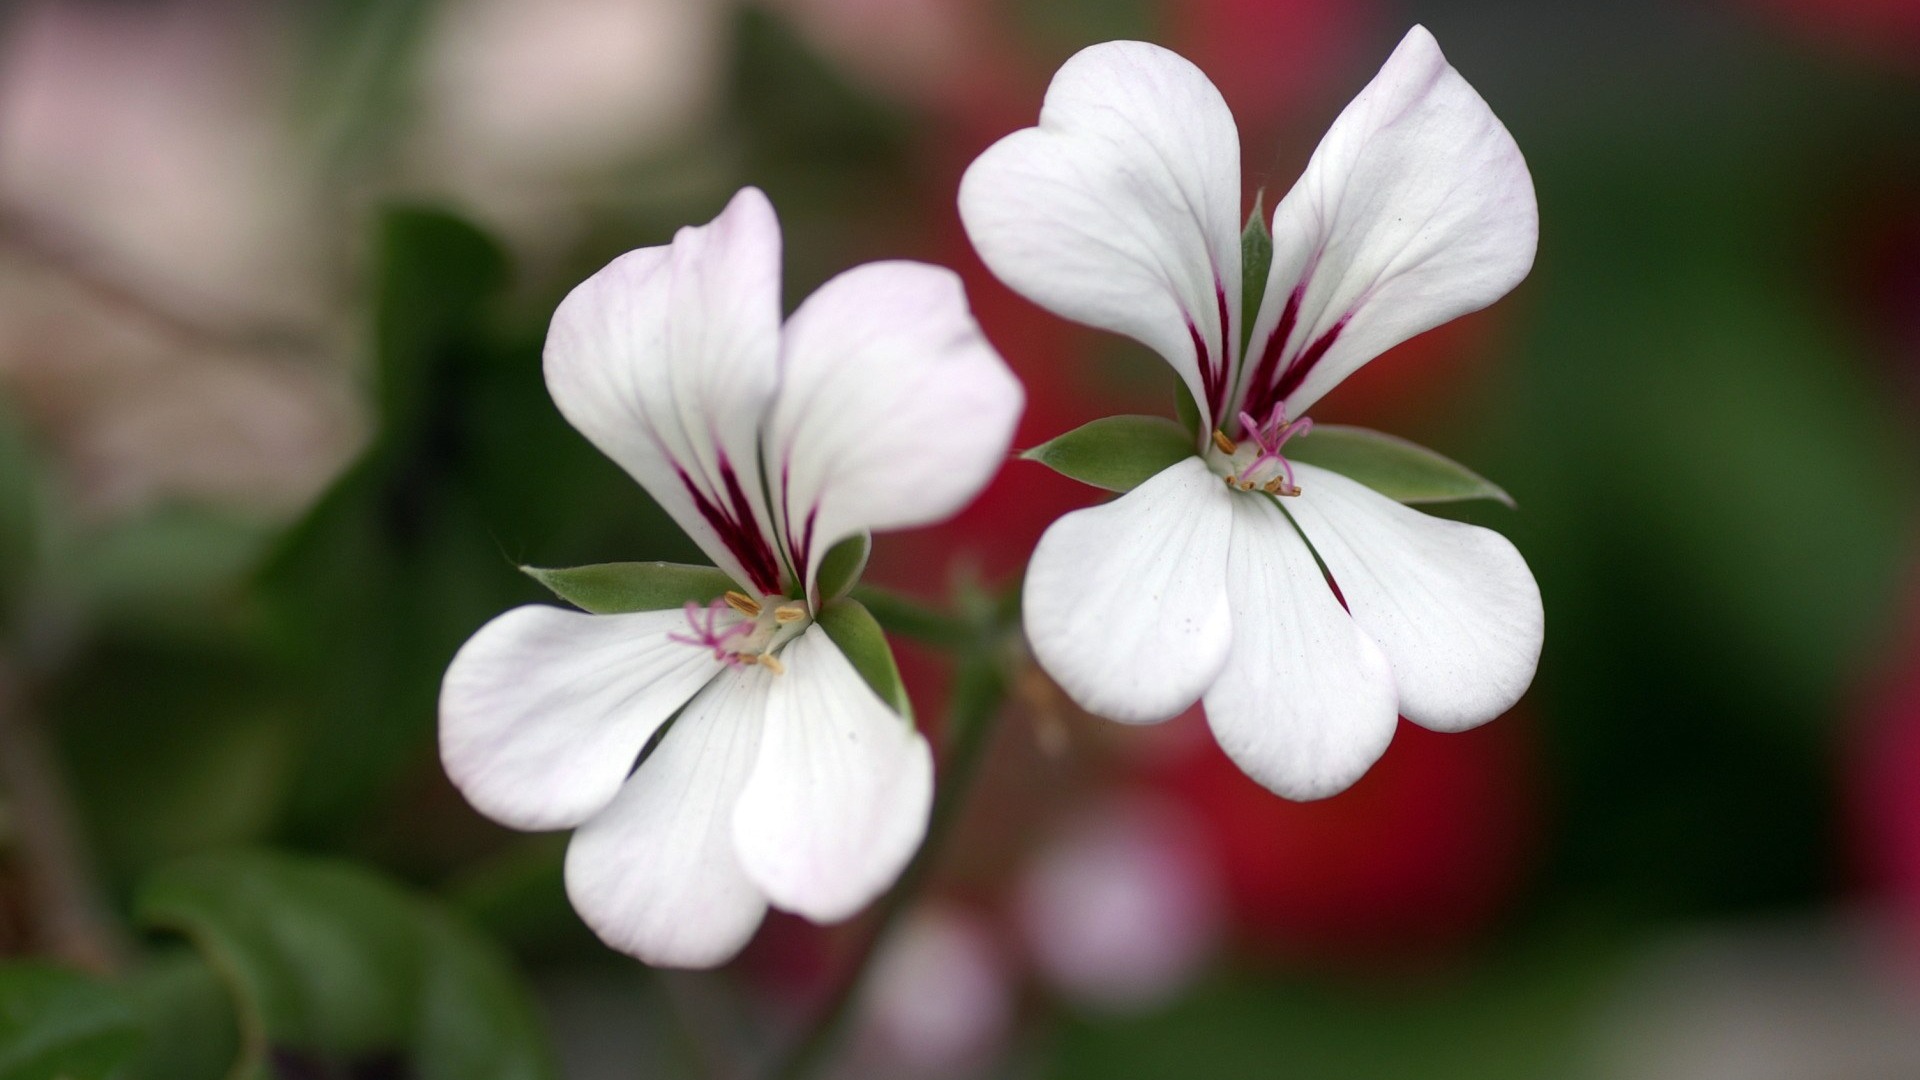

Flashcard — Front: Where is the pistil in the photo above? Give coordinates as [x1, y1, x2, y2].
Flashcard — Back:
[1218, 404, 1312, 496]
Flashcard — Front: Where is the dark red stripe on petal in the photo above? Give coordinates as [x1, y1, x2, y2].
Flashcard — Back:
[1187, 317, 1220, 429]
[1272, 314, 1349, 404]
[679, 460, 784, 596]
[1213, 284, 1233, 422]
[1242, 283, 1304, 430]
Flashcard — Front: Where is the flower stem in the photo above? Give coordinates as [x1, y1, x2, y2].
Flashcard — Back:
[764, 644, 1012, 1080]
[849, 585, 977, 650]
[0, 657, 127, 973]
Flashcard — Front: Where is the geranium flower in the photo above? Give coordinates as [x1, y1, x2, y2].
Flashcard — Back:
[438, 188, 1023, 967]
[959, 27, 1543, 798]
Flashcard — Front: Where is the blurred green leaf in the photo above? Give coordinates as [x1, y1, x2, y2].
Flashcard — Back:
[138, 850, 555, 1079]
[1022, 416, 1195, 493]
[0, 965, 141, 1080]
[1289, 426, 1515, 507]
[120, 949, 243, 1080]
[370, 208, 509, 443]
[1047, 938, 1621, 1080]
[814, 532, 870, 602]
[816, 598, 912, 720]
[523, 561, 736, 615]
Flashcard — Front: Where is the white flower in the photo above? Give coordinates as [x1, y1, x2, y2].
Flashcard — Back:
[438, 188, 1023, 967]
[958, 27, 1543, 798]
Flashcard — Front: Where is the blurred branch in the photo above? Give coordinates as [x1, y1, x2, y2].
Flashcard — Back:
[763, 643, 1016, 1080]
[0, 202, 329, 364]
[0, 657, 127, 973]
[849, 584, 976, 649]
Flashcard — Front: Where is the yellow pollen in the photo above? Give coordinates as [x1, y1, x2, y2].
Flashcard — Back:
[773, 603, 808, 624]
[724, 591, 761, 617]
[757, 652, 786, 675]
[1211, 429, 1238, 455]
[1223, 475, 1236, 488]
[1238, 479, 1256, 492]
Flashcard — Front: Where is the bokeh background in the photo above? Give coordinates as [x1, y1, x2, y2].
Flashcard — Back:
[0, 0, 1917, 1077]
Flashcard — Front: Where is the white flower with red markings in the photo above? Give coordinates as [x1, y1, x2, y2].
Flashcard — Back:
[959, 27, 1543, 798]
[438, 187, 1022, 967]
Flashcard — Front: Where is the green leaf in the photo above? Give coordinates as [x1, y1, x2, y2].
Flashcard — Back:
[1288, 425, 1514, 507]
[523, 561, 737, 614]
[815, 599, 912, 721]
[1239, 197, 1272, 357]
[137, 850, 556, 1079]
[1021, 415, 1196, 493]
[0, 965, 142, 1080]
[814, 532, 870, 603]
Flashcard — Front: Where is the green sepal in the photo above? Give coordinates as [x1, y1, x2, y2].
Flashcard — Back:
[1020, 415, 1195, 493]
[1239, 195, 1272, 357]
[1289, 425, 1515, 507]
[814, 598, 913, 722]
[1173, 377, 1202, 438]
[813, 532, 870, 603]
[521, 562, 736, 614]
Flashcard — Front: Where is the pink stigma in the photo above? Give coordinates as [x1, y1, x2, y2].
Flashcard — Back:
[668, 600, 754, 666]
[1236, 404, 1313, 494]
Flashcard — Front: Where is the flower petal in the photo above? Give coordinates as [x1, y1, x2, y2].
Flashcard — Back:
[438, 605, 727, 830]
[767, 261, 1023, 601]
[564, 666, 771, 968]
[1238, 25, 1537, 423]
[1022, 457, 1233, 724]
[1202, 494, 1398, 799]
[543, 186, 789, 595]
[958, 41, 1242, 428]
[732, 625, 933, 923]
[1283, 462, 1542, 732]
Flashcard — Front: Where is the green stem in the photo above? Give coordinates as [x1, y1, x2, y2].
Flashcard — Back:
[849, 585, 976, 650]
[764, 647, 1011, 1080]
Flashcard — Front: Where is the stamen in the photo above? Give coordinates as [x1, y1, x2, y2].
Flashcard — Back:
[1211, 429, 1238, 455]
[724, 590, 762, 617]
[773, 602, 808, 624]
[757, 652, 786, 675]
[668, 599, 754, 666]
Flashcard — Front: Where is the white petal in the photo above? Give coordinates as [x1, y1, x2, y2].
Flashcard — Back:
[1238, 26, 1537, 422]
[1283, 462, 1542, 732]
[767, 261, 1023, 601]
[732, 626, 933, 923]
[1022, 457, 1233, 724]
[958, 41, 1243, 428]
[439, 605, 726, 830]
[543, 186, 789, 594]
[1202, 494, 1398, 799]
[564, 667, 771, 968]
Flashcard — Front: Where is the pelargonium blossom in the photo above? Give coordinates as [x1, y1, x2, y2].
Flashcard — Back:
[439, 188, 1023, 967]
[959, 27, 1543, 798]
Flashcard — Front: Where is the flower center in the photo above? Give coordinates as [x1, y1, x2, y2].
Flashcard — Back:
[669, 591, 810, 674]
[1203, 404, 1313, 496]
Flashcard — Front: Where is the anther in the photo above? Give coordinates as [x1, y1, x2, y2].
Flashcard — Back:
[773, 603, 808, 624]
[1211, 429, 1238, 455]
[757, 652, 786, 675]
[724, 591, 761, 617]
